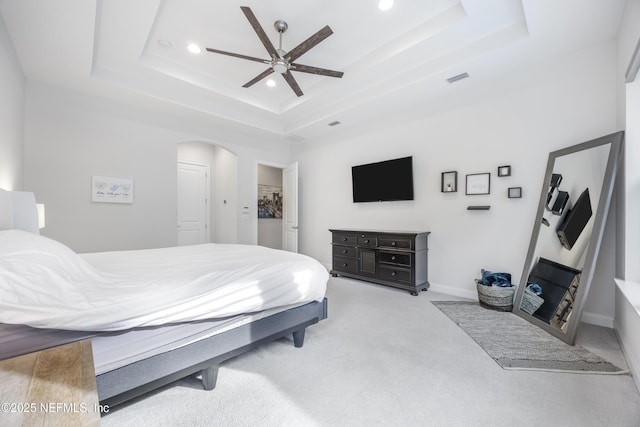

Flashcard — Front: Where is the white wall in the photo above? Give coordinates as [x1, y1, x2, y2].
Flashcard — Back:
[0, 14, 24, 191]
[23, 81, 288, 252]
[211, 145, 239, 244]
[292, 41, 619, 319]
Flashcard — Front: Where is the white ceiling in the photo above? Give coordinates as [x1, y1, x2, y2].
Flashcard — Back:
[0, 0, 628, 144]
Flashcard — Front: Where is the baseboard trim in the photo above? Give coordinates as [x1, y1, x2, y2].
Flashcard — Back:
[429, 282, 477, 300]
[580, 311, 614, 328]
[614, 280, 640, 394]
[614, 325, 640, 394]
[429, 282, 614, 328]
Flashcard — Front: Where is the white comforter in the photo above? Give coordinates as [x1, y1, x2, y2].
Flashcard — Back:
[0, 230, 328, 331]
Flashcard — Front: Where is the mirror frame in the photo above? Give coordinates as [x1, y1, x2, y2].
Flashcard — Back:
[513, 131, 624, 345]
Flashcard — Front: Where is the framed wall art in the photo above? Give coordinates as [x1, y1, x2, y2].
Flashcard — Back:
[466, 173, 490, 195]
[508, 187, 522, 199]
[497, 165, 511, 177]
[92, 176, 134, 204]
[441, 171, 458, 193]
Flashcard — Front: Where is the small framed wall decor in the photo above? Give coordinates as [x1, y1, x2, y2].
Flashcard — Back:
[466, 173, 490, 195]
[508, 187, 522, 198]
[92, 176, 134, 204]
[497, 165, 511, 177]
[441, 171, 458, 193]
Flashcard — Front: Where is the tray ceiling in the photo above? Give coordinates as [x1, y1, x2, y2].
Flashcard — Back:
[0, 0, 627, 144]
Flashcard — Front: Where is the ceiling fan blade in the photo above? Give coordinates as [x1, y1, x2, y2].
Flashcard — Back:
[291, 63, 344, 78]
[243, 68, 275, 88]
[285, 25, 333, 63]
[240, 6, 279, 59]
[205, 48, 269, 64]
[281, 70, 304, 97]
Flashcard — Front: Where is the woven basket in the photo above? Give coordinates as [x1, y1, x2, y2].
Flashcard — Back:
[520, 288, 544, 315]
[475, 281, 515, 311]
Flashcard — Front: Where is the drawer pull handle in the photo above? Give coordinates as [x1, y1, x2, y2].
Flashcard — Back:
[364, 239, 370, 244]
[391, 271, 397, 277]
[343, 249, 348, 254]
[391, 256, 396, 261]
[343, 263, 348, 268]
[342, 237, 348, 242]
[391, 241, 397, 247]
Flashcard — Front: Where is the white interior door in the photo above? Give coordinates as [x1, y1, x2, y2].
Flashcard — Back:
[283, 162, 298, 253]
[177, 162, 209, 246]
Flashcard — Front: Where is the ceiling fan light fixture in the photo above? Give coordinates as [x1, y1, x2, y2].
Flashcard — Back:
[272, 58, 289, 74]
[266, 79, 276, 87]
[187, 43, 202, 54]
[378, 0, 394, 11]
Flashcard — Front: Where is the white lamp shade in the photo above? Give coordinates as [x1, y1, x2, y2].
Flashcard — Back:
[36, 203, 45, 229]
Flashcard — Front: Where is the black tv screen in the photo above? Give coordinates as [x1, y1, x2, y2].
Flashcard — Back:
[352, 156, 414, 202]
[557, 188, 592, 250]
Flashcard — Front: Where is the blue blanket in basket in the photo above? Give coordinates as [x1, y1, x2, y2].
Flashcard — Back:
[479, 269, 512, 287]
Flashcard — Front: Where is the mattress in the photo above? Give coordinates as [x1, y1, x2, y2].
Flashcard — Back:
[90, 303, 302, 374]
[0, 230, 328, 330]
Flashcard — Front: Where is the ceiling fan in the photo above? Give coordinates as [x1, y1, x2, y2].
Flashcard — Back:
[206, 6, 344, 97]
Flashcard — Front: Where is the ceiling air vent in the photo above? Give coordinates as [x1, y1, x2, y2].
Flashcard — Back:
[447, 72, 469, 83]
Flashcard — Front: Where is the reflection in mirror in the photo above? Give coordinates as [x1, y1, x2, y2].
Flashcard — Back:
[513, 131, 624, 345]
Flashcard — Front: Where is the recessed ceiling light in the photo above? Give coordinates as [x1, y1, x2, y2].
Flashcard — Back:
[187, 43, 202, 54]
[157, 39, 172, 49]
[266, 79, 276, 87]
[378, 0, 394, 11]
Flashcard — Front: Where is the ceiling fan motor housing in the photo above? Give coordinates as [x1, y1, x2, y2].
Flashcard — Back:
[274, 20, 288, 33]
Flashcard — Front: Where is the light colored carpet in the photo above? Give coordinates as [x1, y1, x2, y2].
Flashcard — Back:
[101, 278, 640, 426]
[432, 301, 627, 373]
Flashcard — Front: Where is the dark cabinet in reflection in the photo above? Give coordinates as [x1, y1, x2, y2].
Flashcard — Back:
[527, 258, 581, 330]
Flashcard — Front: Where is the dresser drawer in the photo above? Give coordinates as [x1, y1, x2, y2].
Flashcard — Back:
[332, 233, 357, 246]
[379, 266, 412, 284]
[379, 251, 411, 267]
[332, 257, 358, 274]
[333, 245, 357, 259]
[379, 237, 412, 250]
[357, 233, 378, 248]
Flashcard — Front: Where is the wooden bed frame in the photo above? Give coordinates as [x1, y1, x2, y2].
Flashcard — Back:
[0, 189, 329, 408]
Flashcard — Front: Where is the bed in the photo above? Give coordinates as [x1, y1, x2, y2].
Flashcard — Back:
[0, 189, 328, 407]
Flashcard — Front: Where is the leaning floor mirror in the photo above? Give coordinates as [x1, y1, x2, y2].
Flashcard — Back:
[513, 131, 624, 345]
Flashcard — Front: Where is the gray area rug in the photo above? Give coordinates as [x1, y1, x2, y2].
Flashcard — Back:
[432, 301, 627, 373]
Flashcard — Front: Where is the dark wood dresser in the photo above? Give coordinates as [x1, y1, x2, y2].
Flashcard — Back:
[329, 229, 430, 295]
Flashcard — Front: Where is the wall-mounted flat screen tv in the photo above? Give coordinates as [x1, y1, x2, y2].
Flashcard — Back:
[352, 156, 414, 202]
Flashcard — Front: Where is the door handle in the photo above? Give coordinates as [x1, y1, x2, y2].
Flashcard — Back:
[292, 226, 299, 229]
